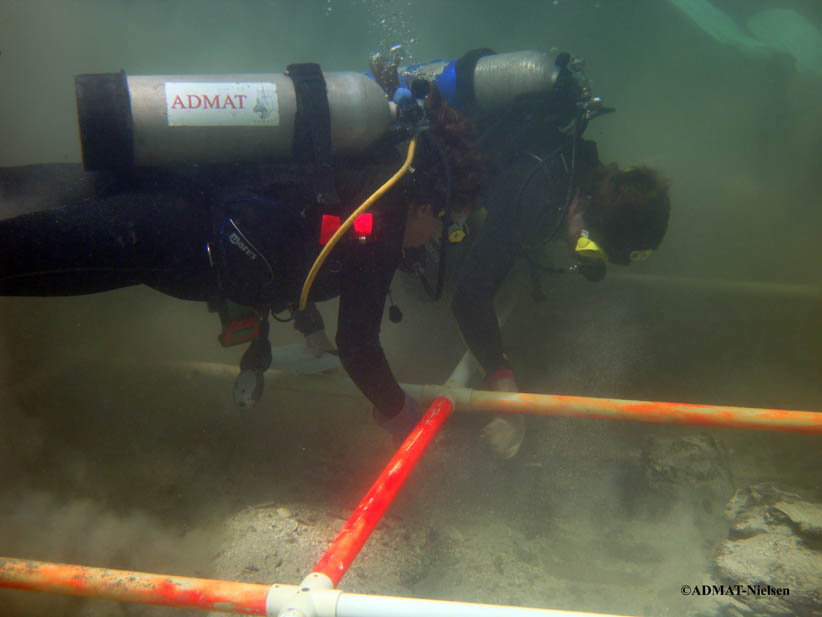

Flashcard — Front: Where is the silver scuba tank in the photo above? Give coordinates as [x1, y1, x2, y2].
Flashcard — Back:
[473, 51, 559, 110]
[75, 71, 397, 170]
[399, 50, 559, 112]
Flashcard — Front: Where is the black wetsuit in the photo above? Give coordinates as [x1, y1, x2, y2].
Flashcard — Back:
[0, 159, 408, 414]
[452, 133, 601, 376]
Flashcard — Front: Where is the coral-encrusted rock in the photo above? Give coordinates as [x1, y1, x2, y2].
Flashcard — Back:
[640, 433, 734, 536]
[688, 484, 822, 617]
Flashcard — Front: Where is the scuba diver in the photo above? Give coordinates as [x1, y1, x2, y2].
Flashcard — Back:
[393, 49, 672, 458]
[0, 63, 485, 444]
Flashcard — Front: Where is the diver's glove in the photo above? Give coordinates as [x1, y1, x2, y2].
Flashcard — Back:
[374, 392, 422, 446]
[234, 369, 264, 408]
[481, 369, 526, 459]
[234, 323, 272, 408]
[295, 305, 338, 357]
[305, 329, 338, 357]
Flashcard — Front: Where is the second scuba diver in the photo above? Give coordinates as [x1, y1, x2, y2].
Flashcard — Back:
[388, 49, 672, 458]
[452, 51, 671, 458]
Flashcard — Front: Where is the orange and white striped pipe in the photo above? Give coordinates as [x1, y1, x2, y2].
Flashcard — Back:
[404, 384, 822, 434]
[0, 557, 278, 614]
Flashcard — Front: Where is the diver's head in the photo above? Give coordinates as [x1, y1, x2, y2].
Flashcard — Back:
[569, 164, 671, 267]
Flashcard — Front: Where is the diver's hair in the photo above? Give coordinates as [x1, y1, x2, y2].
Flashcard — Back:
[584, 165, 671, 264]
[418, 86, 486, 212]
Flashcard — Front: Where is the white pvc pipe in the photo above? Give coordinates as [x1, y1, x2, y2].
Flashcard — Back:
[609, 273, 822, 298]
[336, 592, 632, 617]
[268, 573, 341, 617]
[444, 350, 482, 388]
[267, 586, 633, 617]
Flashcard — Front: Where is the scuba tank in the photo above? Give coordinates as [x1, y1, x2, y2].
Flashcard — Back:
[75, 69, 398, 170]
[398, 50, 560, 113]
[395, 49, 609, 127]
[391, 49, 614, 301]
[75, 51, 596, 172]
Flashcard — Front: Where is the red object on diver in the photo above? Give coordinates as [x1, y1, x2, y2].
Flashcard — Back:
[319, 214, 342, 245]
[353, 213, 373, 238]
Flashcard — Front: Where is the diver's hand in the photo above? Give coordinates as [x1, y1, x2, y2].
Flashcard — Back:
[374, 392, 422, 446]
[234, 369, 264, 408]
[235, 328, 271, 408]
[305, 329, 338, 357]
[481, 369, 525, 459]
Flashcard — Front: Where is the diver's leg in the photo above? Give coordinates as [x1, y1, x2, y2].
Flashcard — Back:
[0, 164, 98, 220]
[0, 191, 215, 299]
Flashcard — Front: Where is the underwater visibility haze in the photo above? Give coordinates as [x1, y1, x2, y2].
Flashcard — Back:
[0, 1, 820, 616]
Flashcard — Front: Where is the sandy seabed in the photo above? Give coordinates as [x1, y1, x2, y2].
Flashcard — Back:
[1, 276, 820, 617]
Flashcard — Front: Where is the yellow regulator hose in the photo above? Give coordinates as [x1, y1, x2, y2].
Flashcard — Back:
[298, 135, 418, 310]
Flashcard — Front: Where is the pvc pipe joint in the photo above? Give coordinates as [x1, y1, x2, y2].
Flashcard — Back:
[269, 572, 341, 617]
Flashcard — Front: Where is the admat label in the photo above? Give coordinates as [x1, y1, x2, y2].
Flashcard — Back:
[164, 82, 279, 126]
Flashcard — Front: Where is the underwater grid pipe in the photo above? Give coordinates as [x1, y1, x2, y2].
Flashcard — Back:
[144, 361, 822, 434]
[0, 397, 457, 614]
[0, 396, 639, 617]
[0, 560, 636, 617]
[404, 384, 822, 434]
[244, 370, 822, 434]
[311, 397, 453, 587]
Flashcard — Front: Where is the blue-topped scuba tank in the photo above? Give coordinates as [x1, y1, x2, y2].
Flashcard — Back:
[396, 50, 561, 113]
[385, 49, 610, 135]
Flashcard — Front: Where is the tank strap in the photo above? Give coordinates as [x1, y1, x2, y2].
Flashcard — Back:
[75, 71, 134, 171]
[286, 63, 340, 207]
[454, 48, 495, 113]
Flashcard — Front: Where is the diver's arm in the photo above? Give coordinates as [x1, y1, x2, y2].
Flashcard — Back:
[453, 152, 570, 375]
[0, 163, 99, 220]
[452, 156, 538, 375]
[452, 212, 519, 375]
[336, 228, 405, 415]
[0, 189, 213, 298]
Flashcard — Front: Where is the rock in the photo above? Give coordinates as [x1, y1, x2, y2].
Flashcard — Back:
[688, 484, 822, 617]
[639, 433, 735, 536]
[642, 434, 732, 490]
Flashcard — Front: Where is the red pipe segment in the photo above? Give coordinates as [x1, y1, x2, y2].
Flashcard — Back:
[0, 398, 454, 611]
[9, 390, 810, 614]
[313, 396, 454, 586]
[0, 557, 272, 614]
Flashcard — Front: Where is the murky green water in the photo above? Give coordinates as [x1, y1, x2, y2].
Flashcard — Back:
[1, 2, 820, 616]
